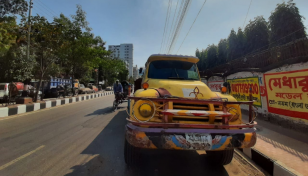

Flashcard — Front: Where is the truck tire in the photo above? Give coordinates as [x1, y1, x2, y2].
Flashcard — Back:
[124, 139, 140, 166]
[207, 149, 234, 165]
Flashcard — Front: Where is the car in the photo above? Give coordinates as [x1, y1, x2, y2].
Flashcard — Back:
[105, 86, 112, 91]
[125, 54, 257, 166]
[79, 84, 94, 94]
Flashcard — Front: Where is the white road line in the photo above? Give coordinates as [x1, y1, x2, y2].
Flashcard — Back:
[0, 145, 45, 171]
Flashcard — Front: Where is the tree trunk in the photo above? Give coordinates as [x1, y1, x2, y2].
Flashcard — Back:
[34, 73, 43, 102]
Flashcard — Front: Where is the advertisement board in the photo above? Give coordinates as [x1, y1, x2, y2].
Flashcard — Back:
[208, 81, 224, 92]
[264, 69, 308, 120]
[227, 77, 262, 107]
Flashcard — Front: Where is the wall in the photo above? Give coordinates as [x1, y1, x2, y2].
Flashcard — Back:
[207, 76, 224, 92]
[223, 61, 308, 131]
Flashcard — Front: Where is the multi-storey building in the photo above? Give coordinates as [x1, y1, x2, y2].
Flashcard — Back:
[133, 65, 138, 80]
[108, 43, 133, 77]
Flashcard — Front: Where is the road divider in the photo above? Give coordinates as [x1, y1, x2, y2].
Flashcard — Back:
[0, 91, 114, 118]
[238, 148, 301, 176]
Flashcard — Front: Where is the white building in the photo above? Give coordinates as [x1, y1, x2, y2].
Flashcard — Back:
[133, 65, 138, 80]
[108, 43, 134, 77]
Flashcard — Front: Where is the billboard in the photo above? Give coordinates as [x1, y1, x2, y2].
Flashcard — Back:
[264, 69, 308, 120]
[208, 81, 224, 92]
[227, 77, 262, 107]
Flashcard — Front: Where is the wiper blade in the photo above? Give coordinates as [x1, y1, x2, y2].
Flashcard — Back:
[168, 77, 184, 80]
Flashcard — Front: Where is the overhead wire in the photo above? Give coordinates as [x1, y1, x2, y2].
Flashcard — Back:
[242, 0, 253, 29]
[36, 0, 58, 16]
[168, 0, 191, 53]
[168, 0, 191, 54]
[176, 0, 207, 54]
[162, 0, 173, 54]
[160, 0, 171, 54]
[165, 0, 179, 54]
[35, 1, 55, 18]
[32, 4, 54, 20]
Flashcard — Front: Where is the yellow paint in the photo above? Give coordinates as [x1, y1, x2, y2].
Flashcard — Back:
[147, 55, 199, 64]
[165, 140, 183, 150]
[135, 132, 157, 149]
[0, 145, 45, 171]
[265, 70, 308, 114]
[213, 137, 232, 150]
[177, 110, 188, 116]
[135, 131, 147, 139]
[227, 77, 262, 107]
[208, 104, 215, 124]
[240, 133, 253, 148]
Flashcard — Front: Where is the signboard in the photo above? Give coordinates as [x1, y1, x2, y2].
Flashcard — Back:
[227, 77, 262, 107]
[208, 81, 224, 92]
[264, 69, 308, 120]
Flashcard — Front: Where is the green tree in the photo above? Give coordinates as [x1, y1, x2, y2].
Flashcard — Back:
[269, 0, 306, 47]
[217, 39, 228, 65]
[244, 16, 269, 54]
[26, 15, 63, 101]
[207, 44, 218, 68]
[0, 0, 28, 17]
[236, 28, 246, 57]
[227, 29, 237, 60]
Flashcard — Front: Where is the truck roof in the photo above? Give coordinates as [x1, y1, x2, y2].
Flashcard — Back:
[146, 54, 199, 64]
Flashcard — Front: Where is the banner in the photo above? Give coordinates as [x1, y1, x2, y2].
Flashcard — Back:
[208, 81, 224, 92]
[227, 77, 262, 107]
[264, 69, 308, 120]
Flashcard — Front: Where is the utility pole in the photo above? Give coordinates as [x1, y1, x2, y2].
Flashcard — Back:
[27, 0, 33, 60]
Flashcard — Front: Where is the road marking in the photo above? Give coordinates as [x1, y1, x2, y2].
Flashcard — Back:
[0, 145, 45, 171]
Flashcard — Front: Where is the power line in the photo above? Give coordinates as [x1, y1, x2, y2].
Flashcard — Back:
[160, 0, 171, 54]
[165, 0, 179, 54]
[168, 0, 191, 54]
[163, 0, 173, 54]
[231, 25, 307, 63]
[242, 0, 253, 29]
[34, 1, 55, 17]
[176, 0, 207, 54]
[37, 0, 58, 16]
[32, 4, 54, 20]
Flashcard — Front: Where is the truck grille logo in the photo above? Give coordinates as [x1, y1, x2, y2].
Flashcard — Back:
[189, 87, 203, 99]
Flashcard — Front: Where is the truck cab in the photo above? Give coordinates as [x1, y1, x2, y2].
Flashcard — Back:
[125, 54, 256, 166]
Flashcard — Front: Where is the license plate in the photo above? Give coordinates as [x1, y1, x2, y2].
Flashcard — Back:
[185, 133, 212, 150]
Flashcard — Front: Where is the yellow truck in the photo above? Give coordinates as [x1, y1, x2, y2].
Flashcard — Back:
[125, 54, 256, 166]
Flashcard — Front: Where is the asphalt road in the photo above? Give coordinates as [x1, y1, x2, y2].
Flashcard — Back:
[0, 95, 266, 176]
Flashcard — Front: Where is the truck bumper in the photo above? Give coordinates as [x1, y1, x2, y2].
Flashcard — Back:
[125, 123, 256, 150]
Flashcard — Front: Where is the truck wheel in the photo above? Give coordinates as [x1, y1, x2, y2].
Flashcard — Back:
[207, 149, 234, 165]
[124, 139, 140, 166]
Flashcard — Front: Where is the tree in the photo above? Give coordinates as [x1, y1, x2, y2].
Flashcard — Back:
[244, 16, 269, 54]
[236, 28, 246, 57]
[217, 39, 228, 65]
[207, 44, 218, 68]
[0, 0, 28, 17]
[26, 15, 63, 101]
[227, 29, 238, 61]
[269, 0, 306, 47]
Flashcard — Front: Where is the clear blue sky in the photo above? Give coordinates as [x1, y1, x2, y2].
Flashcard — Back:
[31, 0, 308, 68]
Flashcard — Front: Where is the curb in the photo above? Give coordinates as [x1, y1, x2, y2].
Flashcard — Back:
[238, 148, 302, 176]
[0, 91, 114, 118]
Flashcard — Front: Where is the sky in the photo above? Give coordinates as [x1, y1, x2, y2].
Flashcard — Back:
[31, 0, 308, 68]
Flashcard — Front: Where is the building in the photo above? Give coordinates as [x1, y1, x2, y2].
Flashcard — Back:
[108, 43, 134, 77]
[133, 65, 138, 80]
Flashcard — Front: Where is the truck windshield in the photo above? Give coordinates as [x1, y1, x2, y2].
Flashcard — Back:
[148, 60, 200, 80]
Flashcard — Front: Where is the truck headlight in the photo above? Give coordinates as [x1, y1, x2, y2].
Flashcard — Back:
[139, 103, 153, 117]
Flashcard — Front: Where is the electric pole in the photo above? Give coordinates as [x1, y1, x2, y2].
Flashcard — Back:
[27, 0, 33, 60]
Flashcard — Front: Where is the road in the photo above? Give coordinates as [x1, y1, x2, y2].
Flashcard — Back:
[0, 95, 266, 176]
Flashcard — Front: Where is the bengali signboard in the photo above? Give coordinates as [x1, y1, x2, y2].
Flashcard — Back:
[264, 69, 308, 120]
[208, 81, 224, 92]
[227, 77, 262, 107]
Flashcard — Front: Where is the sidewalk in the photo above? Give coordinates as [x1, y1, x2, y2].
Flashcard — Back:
[242, 114, 308, 176]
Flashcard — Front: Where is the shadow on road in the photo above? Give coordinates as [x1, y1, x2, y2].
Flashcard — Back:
[66, 110, 229, 176]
